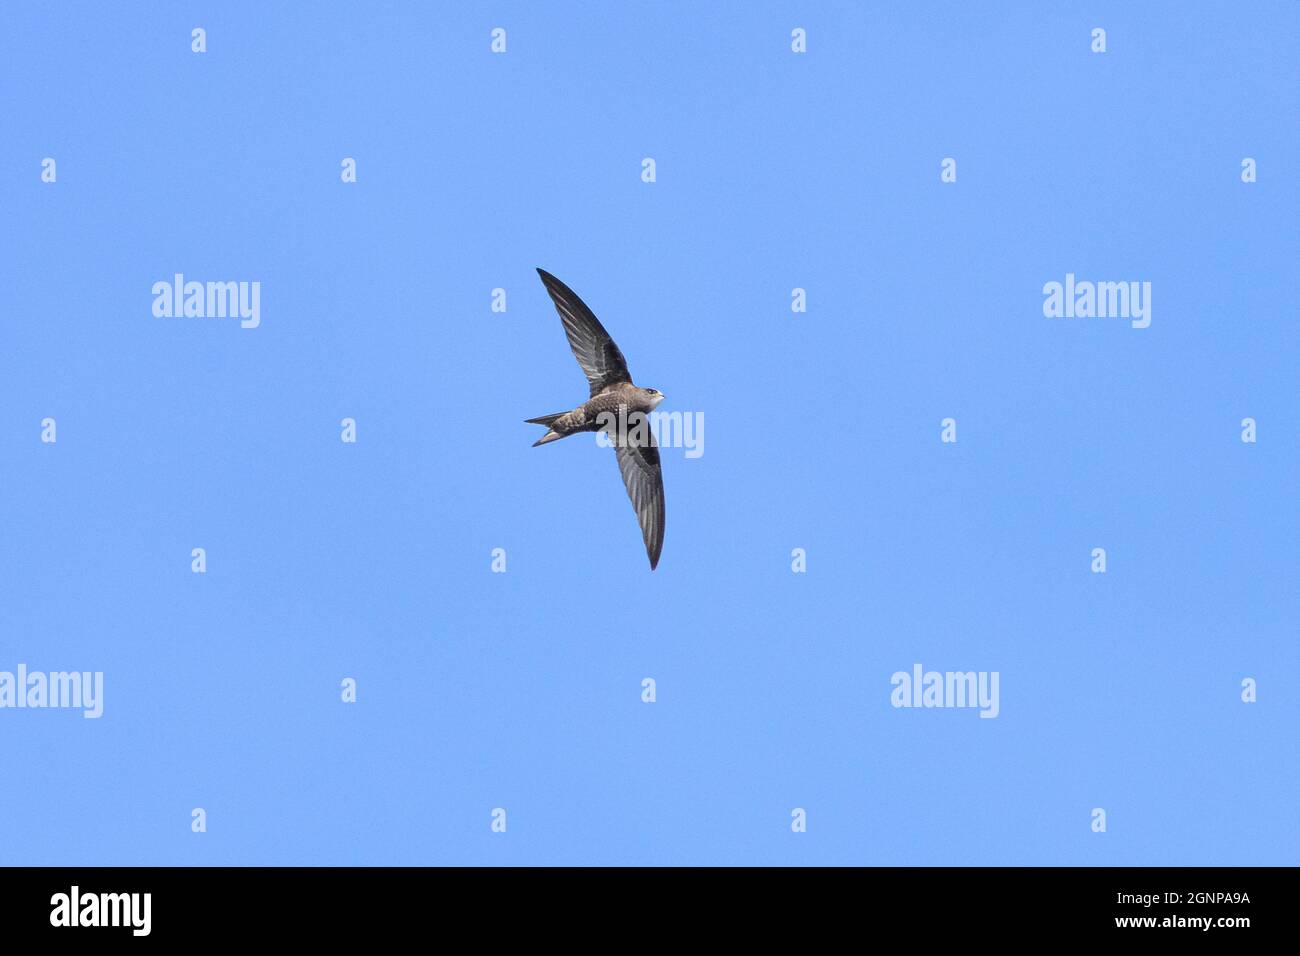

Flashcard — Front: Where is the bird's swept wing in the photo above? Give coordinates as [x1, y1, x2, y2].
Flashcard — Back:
[536, 268, 632, 397]
[614, 436, 665, 570]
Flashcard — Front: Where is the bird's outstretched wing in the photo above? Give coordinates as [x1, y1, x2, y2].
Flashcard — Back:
[614, 435, 665, 570]
[536, 268, 632, 397]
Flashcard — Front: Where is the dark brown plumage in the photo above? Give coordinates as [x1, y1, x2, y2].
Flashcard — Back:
[527, 269, 666, 570]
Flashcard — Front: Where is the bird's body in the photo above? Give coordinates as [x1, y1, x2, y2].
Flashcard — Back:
[528, 382, 664, 446]
[527, 269, 667, 570]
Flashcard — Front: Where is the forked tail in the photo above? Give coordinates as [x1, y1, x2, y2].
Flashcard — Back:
[526, 412, 567, 447]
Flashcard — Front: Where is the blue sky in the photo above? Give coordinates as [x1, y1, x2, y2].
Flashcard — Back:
[1, 2, 1297, 865]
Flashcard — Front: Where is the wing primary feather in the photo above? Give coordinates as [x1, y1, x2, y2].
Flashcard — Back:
[536, 269, 633, 397]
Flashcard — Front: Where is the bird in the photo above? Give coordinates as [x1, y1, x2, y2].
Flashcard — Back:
[527, 268, 666, 570]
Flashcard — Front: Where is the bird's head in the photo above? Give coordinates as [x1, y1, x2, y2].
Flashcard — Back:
[641, 387, 666, 408]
